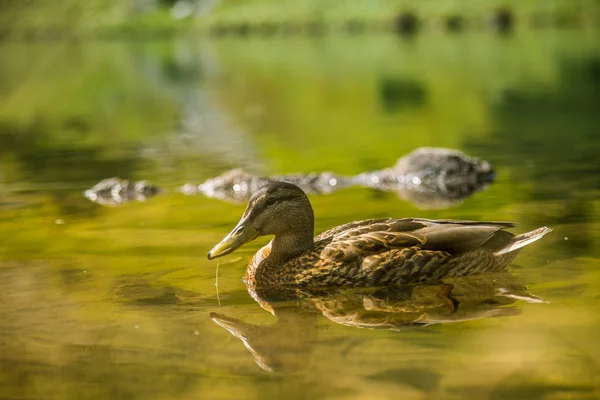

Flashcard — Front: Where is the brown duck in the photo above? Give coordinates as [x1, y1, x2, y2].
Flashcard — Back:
[208, 182, 551, 289]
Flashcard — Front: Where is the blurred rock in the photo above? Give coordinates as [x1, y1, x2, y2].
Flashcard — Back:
[355, 147, 495, 209]
[184, 168, 351, 203]
[84, 178, 161, 206]
[89, 148, 494, 209]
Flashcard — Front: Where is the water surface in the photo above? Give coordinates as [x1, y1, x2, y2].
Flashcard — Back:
[1, 29, 599, 399]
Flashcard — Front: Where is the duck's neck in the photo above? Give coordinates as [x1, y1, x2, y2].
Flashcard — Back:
[246, 197, 315, 287]
[246, 231, 314, 288]
[271, 230, 315, 261]
[270, 200, 315, 261]
[246, 230, 315, 288]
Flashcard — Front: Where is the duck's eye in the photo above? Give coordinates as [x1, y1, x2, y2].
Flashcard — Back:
[266, 197, 277, 207]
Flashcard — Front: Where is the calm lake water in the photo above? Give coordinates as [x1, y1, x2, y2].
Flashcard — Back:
[1, 28, 599, 399]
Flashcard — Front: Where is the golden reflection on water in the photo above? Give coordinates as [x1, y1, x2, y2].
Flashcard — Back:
[1, 254, 598, 399]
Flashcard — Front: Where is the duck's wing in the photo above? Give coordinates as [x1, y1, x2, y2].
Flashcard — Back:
[319, 218, 517, 263]
[413, 219, 516, 254]
[314, 218, 405, 241]
[318, 219, 423, 262]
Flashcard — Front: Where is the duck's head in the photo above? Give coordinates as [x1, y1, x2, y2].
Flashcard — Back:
[208, 181, 314, 260]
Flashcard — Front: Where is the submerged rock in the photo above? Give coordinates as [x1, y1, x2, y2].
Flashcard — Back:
[84, 178, 161, 206]
[356, 147, 495, 209]
[183, 168, 350, 203]
[87, 147, 494, 209]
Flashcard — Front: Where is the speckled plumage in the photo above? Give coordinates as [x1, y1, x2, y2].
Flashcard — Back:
[208, 182, 552, 290]
[245, 218, 546, 289]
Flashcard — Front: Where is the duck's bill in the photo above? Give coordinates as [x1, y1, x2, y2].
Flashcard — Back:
[207, 218, 259, 260]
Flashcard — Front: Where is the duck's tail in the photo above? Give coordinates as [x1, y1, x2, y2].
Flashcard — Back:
[494, 226, 553, 256]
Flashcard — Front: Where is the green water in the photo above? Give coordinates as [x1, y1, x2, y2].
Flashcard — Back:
[1, 29, 599, 399]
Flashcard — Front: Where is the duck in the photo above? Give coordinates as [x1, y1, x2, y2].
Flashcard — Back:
[207, 181, 552, 289]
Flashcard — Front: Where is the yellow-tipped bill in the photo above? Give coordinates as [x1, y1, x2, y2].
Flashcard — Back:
[208, 218, 259, 260]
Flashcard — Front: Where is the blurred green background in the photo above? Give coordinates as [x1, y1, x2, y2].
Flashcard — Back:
[1, 0, 598, 36]
[1, 1, 599, 399]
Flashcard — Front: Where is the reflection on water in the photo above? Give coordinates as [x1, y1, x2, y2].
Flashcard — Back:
[1, 28, 599, 399]
[211, 273, 542, 373]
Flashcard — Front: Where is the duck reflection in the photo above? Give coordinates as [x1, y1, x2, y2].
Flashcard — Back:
[211, 273, 544, 373]
[210, 303, 319, 374]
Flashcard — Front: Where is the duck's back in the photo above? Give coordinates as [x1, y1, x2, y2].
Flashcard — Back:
[278, 218, 550, 287]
